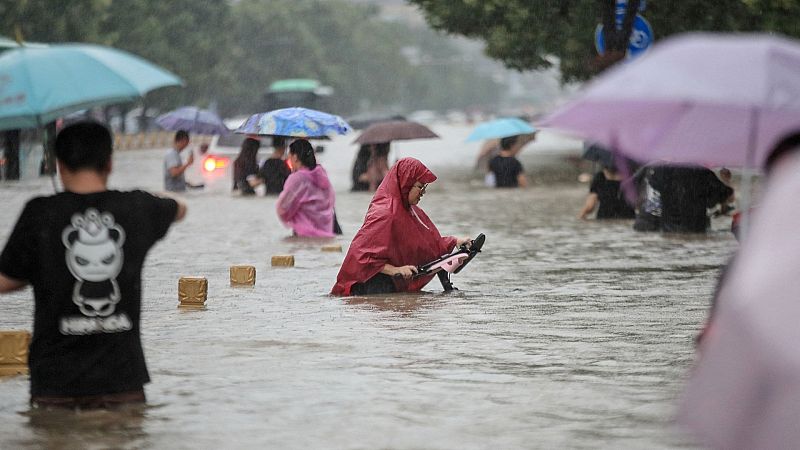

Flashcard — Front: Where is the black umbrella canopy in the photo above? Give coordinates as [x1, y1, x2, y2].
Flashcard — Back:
[353, 120, 439, 145]
[582, 143, 615, 166]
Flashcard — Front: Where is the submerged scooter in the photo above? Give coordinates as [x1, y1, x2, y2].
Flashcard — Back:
[413, 233, 485, 291]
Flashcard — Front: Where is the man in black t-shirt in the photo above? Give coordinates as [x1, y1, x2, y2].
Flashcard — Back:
[488, 134, 534, 188]
[256, 136, 291, 194]
[0, 122, 186, 409]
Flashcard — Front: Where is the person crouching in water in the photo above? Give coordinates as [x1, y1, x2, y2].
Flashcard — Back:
[331, 157, 470, 296]
[276, 139, 336, 237]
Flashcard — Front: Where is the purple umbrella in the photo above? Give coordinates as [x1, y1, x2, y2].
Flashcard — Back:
[677, 156, 800, 450]
[542, 33, 800, 169]
[155, 106, 229, 135]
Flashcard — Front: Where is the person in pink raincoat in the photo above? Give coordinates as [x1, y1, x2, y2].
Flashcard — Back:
[276, 139, 336, 237]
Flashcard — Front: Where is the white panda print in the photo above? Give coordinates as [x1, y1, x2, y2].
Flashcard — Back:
[61, 208, 126, 318]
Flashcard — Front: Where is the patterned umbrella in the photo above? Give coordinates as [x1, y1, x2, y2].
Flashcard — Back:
[235, 107, 351, 138]
[155, 106, 229, 135]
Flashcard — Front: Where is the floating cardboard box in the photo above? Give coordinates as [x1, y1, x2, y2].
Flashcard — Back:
[271, 255, 295, 267]
[0, 330, 31, 376]
[321, 245, 342, 252]
[230, 265, 256, 286]
[178, 277, 208, 308]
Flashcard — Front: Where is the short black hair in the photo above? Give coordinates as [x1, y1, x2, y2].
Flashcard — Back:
[374, 142, 390, 157]
[55, 121, 113, 172]
[174, 130, 189, 142]
[272, 136, 287, 148]
[765, 132, 800, 173]
[500, 135, 518, 150]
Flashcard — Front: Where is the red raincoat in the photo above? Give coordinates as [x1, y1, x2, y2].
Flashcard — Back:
[331, 158, 457, 296]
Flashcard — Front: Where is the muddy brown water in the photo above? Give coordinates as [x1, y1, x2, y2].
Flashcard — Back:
[0, 126, 735, 449]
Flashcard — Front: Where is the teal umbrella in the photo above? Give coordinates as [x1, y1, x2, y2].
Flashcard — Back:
[466, 118, 537, 142]
[0, 44, 183, 131]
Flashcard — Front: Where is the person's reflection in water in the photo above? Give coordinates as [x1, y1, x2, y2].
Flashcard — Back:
[331, 157, 469, 296]
[345, 292, 434, 315]
[24, 402, 147, 448]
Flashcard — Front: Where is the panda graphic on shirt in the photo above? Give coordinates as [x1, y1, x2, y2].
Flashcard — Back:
[59, 208, 131, 334]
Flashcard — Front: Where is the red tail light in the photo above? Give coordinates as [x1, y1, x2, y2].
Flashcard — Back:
[203, 155, 229, 172]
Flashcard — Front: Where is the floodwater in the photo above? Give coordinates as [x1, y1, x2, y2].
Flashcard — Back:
[0, 125, 735, 449]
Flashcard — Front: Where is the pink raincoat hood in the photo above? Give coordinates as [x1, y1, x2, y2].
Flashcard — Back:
[304, 165, 333, 190]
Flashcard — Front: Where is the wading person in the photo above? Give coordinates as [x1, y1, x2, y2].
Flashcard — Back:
[577, 163, 635, 220]
[487, 133, 535, 188]
[253, 136, 291, 195]
[331, 157, 469, 296]
[647, 164, 733, 233]
[232, 137, 260, 196]
[0, 121, 186, 409]
[351, 143, 390, 192]
[276, 139, 336, 237]
[351, 144, 372, 192]
[163, 129, 193, 192]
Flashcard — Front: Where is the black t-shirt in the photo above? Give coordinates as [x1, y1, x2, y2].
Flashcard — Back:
[649, 165, 733, 232]
[0, 190, 177, 397]
[590, 171, 635, 219]
[489, 155, 523, 188]
[259, 158, 291, 194]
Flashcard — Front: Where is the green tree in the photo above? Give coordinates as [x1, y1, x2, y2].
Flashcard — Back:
[408, 0, 798, 82]
[223, 0, 502, 116]
[100, 0, 233, 109]
[0, 0, 506, 120]
[0, 0, 110, 43]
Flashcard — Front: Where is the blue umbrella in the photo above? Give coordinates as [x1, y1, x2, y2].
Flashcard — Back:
[156, 106, 229, 135]
[0, 44, 183, 131]
[235, 107, 351, 138]
[466, 118, 537, 142]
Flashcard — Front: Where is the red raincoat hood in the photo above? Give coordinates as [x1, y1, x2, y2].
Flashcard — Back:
[331, 158, 456, 296]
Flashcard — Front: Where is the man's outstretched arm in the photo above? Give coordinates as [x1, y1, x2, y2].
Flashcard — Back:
[0, 273, 26, 293]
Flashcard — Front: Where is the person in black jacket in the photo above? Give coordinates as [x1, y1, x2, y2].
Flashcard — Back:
[647, 164, 733, 233]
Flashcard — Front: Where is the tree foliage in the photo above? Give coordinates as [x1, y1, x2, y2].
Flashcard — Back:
[0, 0, 504, 118]
[409, 0, 800, 82]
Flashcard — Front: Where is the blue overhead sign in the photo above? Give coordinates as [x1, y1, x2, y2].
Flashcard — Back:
[595, 13, 654, 59]
[615, 0, 646, 29]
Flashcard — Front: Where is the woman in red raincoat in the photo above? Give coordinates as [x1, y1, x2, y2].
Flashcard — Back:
[331, 157, 469, 296]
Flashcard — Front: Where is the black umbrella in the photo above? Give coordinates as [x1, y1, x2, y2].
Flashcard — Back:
[581, 143, 615, 167]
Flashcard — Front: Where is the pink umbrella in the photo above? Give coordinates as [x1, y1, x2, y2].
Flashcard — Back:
[542, 33, 800, 168]
[677, 155, 800, 449]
